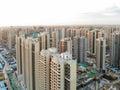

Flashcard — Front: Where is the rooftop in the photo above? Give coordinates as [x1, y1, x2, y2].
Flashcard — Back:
[32, 32, 39, 38]
[0, 81, 7, 90]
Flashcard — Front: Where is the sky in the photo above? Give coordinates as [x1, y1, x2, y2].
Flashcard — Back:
[0, 0, 120, 26]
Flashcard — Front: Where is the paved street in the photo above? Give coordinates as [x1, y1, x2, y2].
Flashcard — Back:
[0, 54, 13, 90]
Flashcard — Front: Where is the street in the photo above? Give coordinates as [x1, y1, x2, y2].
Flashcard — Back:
[0, 54, 13, 90]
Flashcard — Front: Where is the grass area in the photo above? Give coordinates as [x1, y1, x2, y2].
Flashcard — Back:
[81, 73, 86, 76]
[88, 73, 95, 77]
[0, 72, 5, 81]
[77, 62, 96, 84]
[8, 73, 21, 90]
[77, 79, 82, 83]
[78, 63, 87, 67]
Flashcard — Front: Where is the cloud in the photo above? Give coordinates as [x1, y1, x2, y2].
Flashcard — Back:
[82, 6, 120, 17]
[78, 5, 120, 24]
[0, 0, 120, 26]
[103, 6, 120, 16]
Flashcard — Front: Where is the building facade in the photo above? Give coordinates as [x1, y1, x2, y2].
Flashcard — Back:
[96, 38, 106, 70]
[110, 31, 120, 68]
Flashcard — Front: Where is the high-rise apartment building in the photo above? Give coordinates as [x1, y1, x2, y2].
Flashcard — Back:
[22, 37, 40, 90]
[80, 29, 89, 37]
[38, 32, 50, 50]
[16, 34, 25, 75]
[79, 36, 87, 63]
[0, 29, 2, 43]
[110, 31, 120, 68]
[39, 49, 76, 90]
[98, 30, 106, 39]
[52, 31, 59, 48]
[88, 30, 97, 55]
[96, 38, 106, 70]
[39, 48, 57, 90]
[66, 28, 78, 38]
[50, 52, 76, 90]
[59, 37, 72, 54]
[16, 33, 40, 90]
[8, 30, 16, 49]
[60, 28, 65, 39]
[72, 36, 79, 60]
[73, 36, 87, 63]
[8, 31, 12, 49]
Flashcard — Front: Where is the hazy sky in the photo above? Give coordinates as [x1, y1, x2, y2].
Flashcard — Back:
[0, 0, 120, 26]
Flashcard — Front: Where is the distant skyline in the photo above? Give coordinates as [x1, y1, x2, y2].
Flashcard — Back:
[0, 0, 120, 26]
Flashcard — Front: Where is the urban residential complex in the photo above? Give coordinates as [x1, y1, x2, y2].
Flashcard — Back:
[0, 26, 120, 90]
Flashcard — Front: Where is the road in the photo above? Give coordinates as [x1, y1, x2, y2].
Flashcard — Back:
[0, 54, 13, 90]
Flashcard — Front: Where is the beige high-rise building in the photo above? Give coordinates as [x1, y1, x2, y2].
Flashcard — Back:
[0, 29, 2, 43]
[52, 31, 59, 48]
[38, 32, 50, 50]
[16, 33, 28, 88]
[80, 29, 89, 37]
[96, 38, 106, 70]
[50, 52, 76, 90]
[16, 32, 50, 90]
[39, 48, 57, 90]
[16, 33, 40, 90]
[1, 29, 7, 44]
[8, 29, 18, 49]
[88, 30, 97, 55]
[59, 37, 72, 54]
[23, 37, 40, 90]
[8, 30, 16, 49]
[98, 30, 106, 39]
[16, 31, 77, 90]
[8, 31, 12, 49]
[16, 33, 26, 75]
[39, 49, 76, 90]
